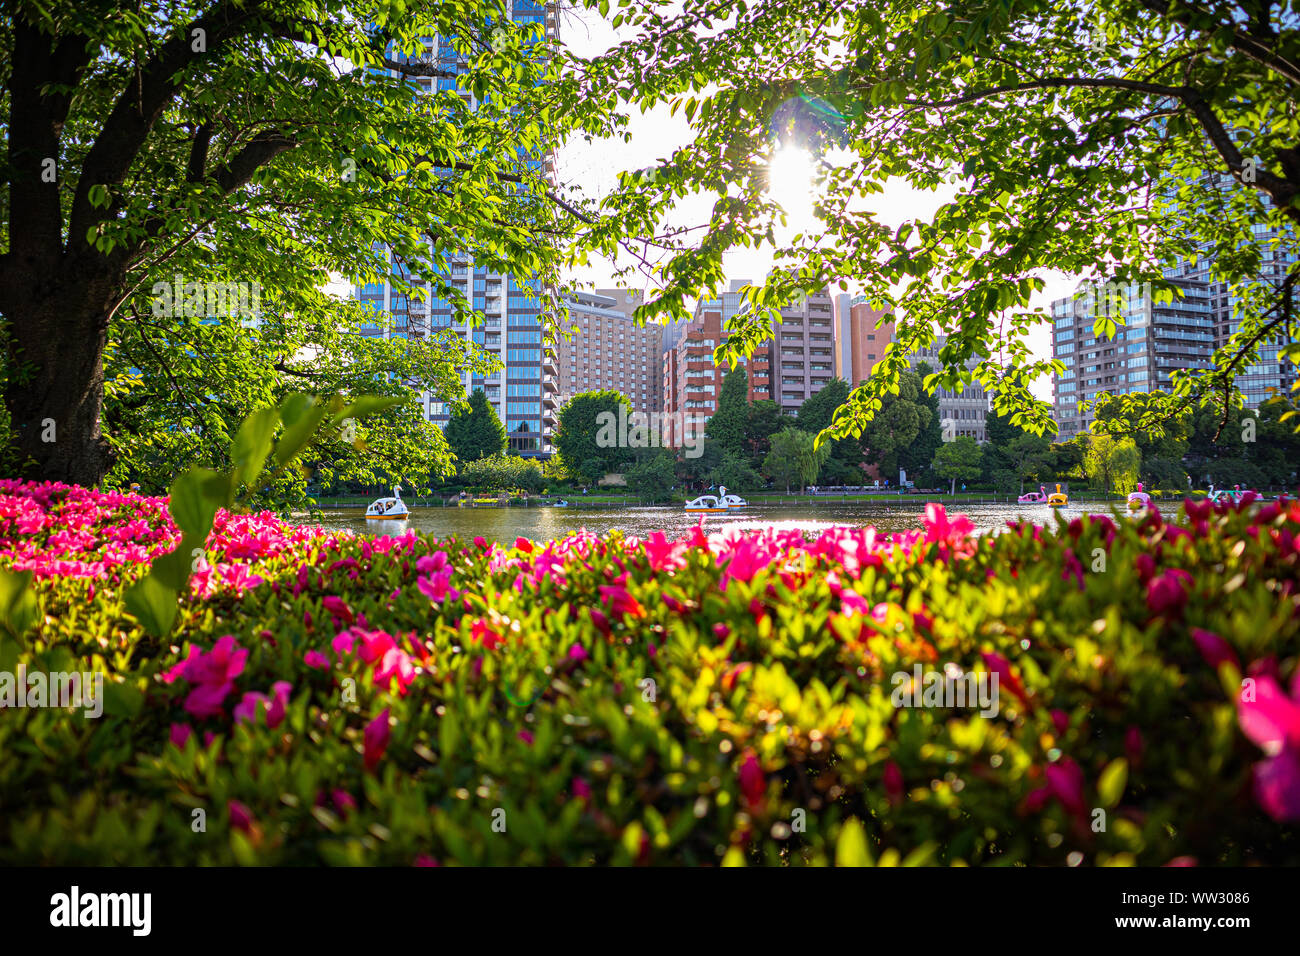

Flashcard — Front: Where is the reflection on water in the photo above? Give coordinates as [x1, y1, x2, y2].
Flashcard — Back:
[304, 499, 1117, 544]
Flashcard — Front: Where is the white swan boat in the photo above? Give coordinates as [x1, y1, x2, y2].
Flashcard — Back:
[685, 485, 748, 513]
[366, 484, 410, 520]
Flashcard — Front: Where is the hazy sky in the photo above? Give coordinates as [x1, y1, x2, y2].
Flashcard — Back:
[554, 6, 1068, 400]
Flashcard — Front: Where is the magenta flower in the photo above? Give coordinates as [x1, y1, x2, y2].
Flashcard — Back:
[304, 649, 330, 671]
[923, 504, 975, 544]
[738, 750, 766, 811]
[373, 646, 416, 695]
[332, 789, 357, 818]
[228, 800, 254, 833]
[567, 642, 588, 662]
[598, 584, 645, 619]
[416, 552, 449, 574]
[169, 723, 193, 748]
[883, 761, 904, 806]
[1190, 628, 1240, 672]
[417, 570, 452, 603]
[364, 708, 392, 773]
[165, 635, 248, 719]
[321, 595, 354, 625]
[233, 681, 292, 729]
[981, 650, 1032, 709]
[1146, 569, 1193, 617]
[1237, 674, 1300, 822]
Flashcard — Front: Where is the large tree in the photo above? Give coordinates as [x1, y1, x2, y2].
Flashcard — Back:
[856, 368, 930, 479]
[553, 389, 634, 484]
[763, 425, 827, 493]
[582, 0, 1300, 444]
[932, 436, 983, 496]
[705, 364, 748, 457]
[1084, 433, 1142, 494]
[0, 0, 605, 484]
[445, 388, 507, 466]
[742, 398, 791, 470]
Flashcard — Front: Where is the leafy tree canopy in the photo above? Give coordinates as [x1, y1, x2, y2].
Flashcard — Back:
[0, 0, 610, 484]
[579, 0, 1300, 448]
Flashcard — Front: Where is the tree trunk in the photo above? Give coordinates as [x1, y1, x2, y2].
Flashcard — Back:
[2, 274, 117, 485]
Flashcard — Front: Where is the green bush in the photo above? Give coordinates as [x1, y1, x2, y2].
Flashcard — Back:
[1, 480, 1298, 865]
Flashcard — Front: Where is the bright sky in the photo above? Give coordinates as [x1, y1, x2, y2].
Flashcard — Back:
[553, 6, 1069, 401]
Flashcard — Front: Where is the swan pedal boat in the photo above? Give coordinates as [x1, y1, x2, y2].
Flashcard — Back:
[685, 492, 748, 513]
[366, 484, 410, 520]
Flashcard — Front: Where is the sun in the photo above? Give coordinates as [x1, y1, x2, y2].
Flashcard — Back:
[767, 146, 817, 230]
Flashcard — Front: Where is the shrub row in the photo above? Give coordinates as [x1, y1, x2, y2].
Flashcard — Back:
[0, 480, 1297, 865]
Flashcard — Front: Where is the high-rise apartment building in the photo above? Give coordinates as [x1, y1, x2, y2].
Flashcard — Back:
[554, 289, 662, 414]
[834, 294, 895, 384]
[662, 280, 836, 443]
[1052, 172, 1298, 438]
[1050, 277, 1214, 440]
[353, 1, 559, 459]
[662, 305, 724, 448]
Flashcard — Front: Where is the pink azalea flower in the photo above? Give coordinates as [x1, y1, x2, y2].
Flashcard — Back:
[364, 708, 392, 773]
[470, 618, 504, 650]
[981, 650, 1033, 710]
[233, 681, 292, 729]
[417, 570, 452, 603]
[373, 646, 416, 695]
[1236, 674, 1300, 822]
[598, 584, 645, 619]
[332, 789, 357, 818]
[567, 643, 589, 662]
[738, 750, 766, 811]
[416, 552, 449, 574]
[170, 723, 193, 748]
[304, 650, 330, 671]
[883, 761, 904, 806]
[1190, 628, 1240, 672]
[1146, 569, 1193, 617]
[322, 595, 354, 625]
[228, 800, 254, 833]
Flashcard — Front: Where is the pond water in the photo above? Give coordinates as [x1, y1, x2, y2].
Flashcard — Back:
[303, 499, 1116, 545]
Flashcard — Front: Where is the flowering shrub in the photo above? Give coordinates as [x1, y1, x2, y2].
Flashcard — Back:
[0, 479, 1298, 865]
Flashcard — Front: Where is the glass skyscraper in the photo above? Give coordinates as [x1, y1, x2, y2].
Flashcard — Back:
[353, 1, 559, 458]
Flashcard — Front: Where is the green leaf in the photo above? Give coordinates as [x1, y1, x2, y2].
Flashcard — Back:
[1097, 758, 1128, 809]
[333, 395, 404, 424]
[274, 393, 331, 468]
[123, 573, 179, 638]
[0, 568, 39, 640]
[230, 405, 280, 490]
[835, 817, 873, 867]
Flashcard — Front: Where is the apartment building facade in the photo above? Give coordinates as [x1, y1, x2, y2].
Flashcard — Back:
[554, 289, 662, 415]
[904, 337, 990, 442]
[1052, 172, 1298, 439]
[834, 294, 896, 385]
[353, 1, 559, 459]
[661, 306, 724, 448]
[661, 280, 839, 446]
[1050, 277, 1215, 440]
